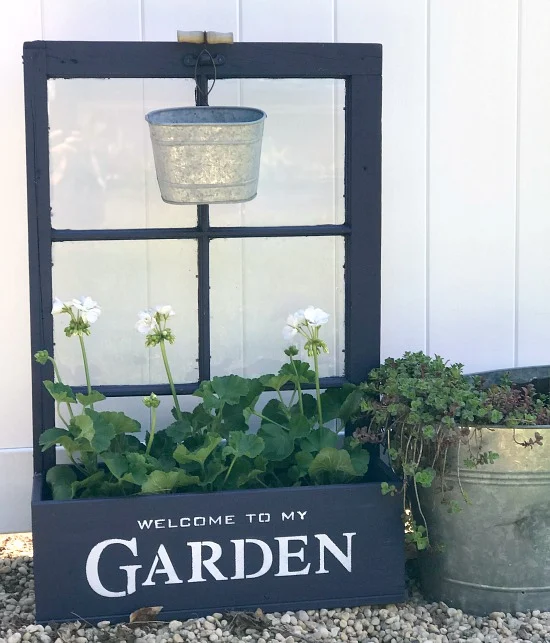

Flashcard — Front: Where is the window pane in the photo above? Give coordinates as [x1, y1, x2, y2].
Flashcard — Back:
[52, 240, 198, 385]
[48, 78, 197, 229]
[210, 236, 345, 378]
[209, 79, 345, 227]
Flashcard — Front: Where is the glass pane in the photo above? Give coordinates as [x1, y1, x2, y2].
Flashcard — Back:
[208, 79, 345, 227]
[52, 240, 198, 385]
[210, 236, 345, 378]
[48, 78, 197, 229]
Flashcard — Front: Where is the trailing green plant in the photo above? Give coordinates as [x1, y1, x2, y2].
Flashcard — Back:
[353, 352, 550, 550]
[36, 302, 368, 500]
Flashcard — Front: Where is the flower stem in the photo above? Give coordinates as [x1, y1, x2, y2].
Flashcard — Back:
[49, 357, 74, 419]
[252, 410, 288, 432]
[56, 403, 69, 428]
[145, 406, 157, 456]
[223, 456, 237, 486]
[290, 356, 304, 414]
[160, 339, 182, 421]
[312, 343, 324, 427]
[78, 334, 93, 399]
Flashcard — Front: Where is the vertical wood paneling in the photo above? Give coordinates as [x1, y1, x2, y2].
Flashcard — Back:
[241, 0, 333, 41]
[142, 0, 239, 42]
[43, 0, 141, 40]
[336, 0, 428, 360]
[0, 0, 41, 450]
[0, 450, 33, 533]
[516, 0, 550, 367]
[428, 0, 519, 373]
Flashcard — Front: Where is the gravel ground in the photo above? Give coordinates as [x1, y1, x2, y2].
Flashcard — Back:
[2, 534, 550, 643]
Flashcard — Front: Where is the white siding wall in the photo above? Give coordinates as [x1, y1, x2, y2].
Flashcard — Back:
[1, 0, 549, 532]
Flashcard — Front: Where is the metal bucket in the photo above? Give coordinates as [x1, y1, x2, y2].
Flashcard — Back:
[145, 106, 266, 205]
[418, 366, 550, 614]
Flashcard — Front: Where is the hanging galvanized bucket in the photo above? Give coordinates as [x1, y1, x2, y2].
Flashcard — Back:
[145, 106, 266, 205]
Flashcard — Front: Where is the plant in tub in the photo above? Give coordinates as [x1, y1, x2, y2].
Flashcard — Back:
[36, 301, 368, 500]
[353, 352, 550, 550]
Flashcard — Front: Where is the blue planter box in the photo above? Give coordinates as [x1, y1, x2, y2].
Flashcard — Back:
[31, 460, 405, 623]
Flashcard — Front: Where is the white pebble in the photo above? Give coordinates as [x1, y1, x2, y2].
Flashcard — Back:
[281, 614, 291, 625]
[297, 610, 309, 622]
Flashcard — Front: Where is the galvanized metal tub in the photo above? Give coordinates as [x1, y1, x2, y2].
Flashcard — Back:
[145, 106, 266, 205]
[419, 365, 550, 614]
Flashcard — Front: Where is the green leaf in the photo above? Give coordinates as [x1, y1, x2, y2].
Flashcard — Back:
[166, 417, 194, 442]
[381, 482, 397, 496]
[224, 432, 264, 459]
[319, 385, 359, 423]
[72, 414, 95, 443]
[308, 447, 359, 485]
[200, 459, 227, 489]
[174, 434, 223, 467]
[258, 424, 294, 461]
[98, 411, 140, 434]
[122, 453, 149, 486]
[83, 410, 117, 452]
[299, 426, 338, 453]
[260, 373, 291, 392]
[110, 434, 143, 454]
[141, 470, 200, 494]
[39, 428, 68, 451]
[414, 467, 436, 488]
[76, 390, 106, 407]
[43, 380, 76, 404]
[287, 450, 314, 483]
[71, 471, 108, 498]
[289, 415, 311, 440]
[339, 386, 364, 424]
[46, 465, 77, 500]
[350, 448, 370, 477]
[103, 453, 129, 479]
[259, 399, 289, 427]
[280, 360, 316, 384]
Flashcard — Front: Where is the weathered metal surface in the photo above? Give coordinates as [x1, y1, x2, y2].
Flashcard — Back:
[419, 424, 550, 614]
[145, 106, 266, 204]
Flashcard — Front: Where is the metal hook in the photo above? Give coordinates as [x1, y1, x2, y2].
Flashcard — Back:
[192, 48, 217, 103]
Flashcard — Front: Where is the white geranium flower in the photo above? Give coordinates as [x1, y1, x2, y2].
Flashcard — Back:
[51, 297, 65, 315]
[72, 296, 101, 324]
[155, 305, 175, 318]
[303, 306, 329, 326]
[136, 310, 158, 335]
[283, 310, 306, 339]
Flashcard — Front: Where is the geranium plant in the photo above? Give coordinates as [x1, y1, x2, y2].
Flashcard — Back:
[35, 301, 368, 500]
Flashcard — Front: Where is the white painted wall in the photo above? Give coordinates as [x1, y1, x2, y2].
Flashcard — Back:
[1, 0, 549, 532]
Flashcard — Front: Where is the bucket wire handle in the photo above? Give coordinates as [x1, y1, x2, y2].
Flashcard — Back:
[194, 48, 217, 103]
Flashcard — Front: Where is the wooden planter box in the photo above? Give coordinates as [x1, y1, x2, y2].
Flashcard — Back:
[32, 460, 405, 623]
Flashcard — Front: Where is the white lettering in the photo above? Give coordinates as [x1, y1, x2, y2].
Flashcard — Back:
[142, 545, 184, 586]
[194, 517, 206, 527]
[297, 511, 307, 520]
[188, 541, 228, 583]
[155, 519, 166, 529]
[245, 513, 256, 523]
[209, 516, 222, 526]
[168, 518, 178, 528]
[226, 515, 235, 525]
[259, 513, 270, 523]
[137, 519, 154, 530]
[282, 512, 295, 521]
[231, 539, 273, 580]
[274, 536, 311, 577]
[315, 533, 355, 574]
[180, 517, 191, 527]
[86, 538, 142, 598]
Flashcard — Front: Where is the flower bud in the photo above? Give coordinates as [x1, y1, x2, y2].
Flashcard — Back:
[143, 393, 160, 409]
[34, 350, 50, 365]
[284, 345, 299, 357]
